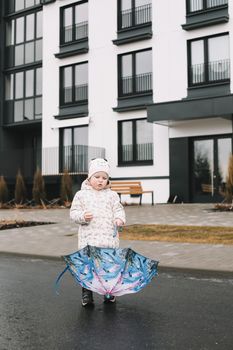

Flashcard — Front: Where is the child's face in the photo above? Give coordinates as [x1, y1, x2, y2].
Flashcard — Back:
[89, 171, 109, 191]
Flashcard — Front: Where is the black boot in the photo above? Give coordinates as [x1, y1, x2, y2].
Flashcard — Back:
[82, 288, 94, 307]
[104, 294, 116, 303]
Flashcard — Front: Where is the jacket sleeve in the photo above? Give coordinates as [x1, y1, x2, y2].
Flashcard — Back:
[111, 191, 126, 224]
[70, 191, 87, 224]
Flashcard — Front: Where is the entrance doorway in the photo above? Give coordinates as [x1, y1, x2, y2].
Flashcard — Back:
[192, 136, 232, 202]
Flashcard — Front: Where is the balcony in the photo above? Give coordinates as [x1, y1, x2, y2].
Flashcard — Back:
[189, 59, 230, 86]
[55, 22, 89, 58]
[187, 0, 228, 13]
[113, 3, 152, 46]
[182, 0, 228, 30]
[120, 72, 152, 96]
[43, 145, 106, 176]
[62, 84, 88, 104]
[0, 145, 105, 179]
[120, 4, 152, 29]
[61, 21, 88, 44]
[120, 143, 153, 164]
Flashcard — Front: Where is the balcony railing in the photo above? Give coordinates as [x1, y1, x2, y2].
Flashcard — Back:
[62, 21, 88, 44]
[188, 0, 228, 13]
[0, 145, 105, 178]
[120, 3, 151, 29]
[190, 59, 230, 85]
[63, 84, 88, 104]
[121, 72, 152, 95]
[43, 145, 106, 175]
[121, 143, 153, 162]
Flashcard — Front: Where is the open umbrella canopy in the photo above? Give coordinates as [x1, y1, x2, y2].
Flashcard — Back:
[56, 245, 158, 297]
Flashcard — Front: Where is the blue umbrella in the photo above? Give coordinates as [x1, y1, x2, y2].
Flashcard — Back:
[56, 245, 159, 297]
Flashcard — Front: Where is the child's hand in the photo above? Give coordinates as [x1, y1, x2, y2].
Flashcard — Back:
[114, 218, 124, 227]
[84, 212, 93, 222]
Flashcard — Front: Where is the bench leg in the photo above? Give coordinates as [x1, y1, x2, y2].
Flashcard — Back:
[139, 194, 142, 205]
[152, 192, 154, 206]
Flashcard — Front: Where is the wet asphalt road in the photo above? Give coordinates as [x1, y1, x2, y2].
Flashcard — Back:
[0, 255, 233, 350]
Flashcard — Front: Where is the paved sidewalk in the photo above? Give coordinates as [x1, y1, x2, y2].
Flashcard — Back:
[0, 204, 233, 272]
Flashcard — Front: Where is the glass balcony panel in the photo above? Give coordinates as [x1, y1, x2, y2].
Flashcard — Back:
[14, 101, 24, 122]
[64, 25, 73, 43]
[25, 42, 34, 64]
[75, 21, 88, 40]
[15, 45, 24, 66]
[25, 99, 34, 120]
[64, 87, 73, 104]
[75, 84, 88, 101]
[15, 0, 24, 12]
[35, 39, 42, 61]
[35, 97, 42, 119]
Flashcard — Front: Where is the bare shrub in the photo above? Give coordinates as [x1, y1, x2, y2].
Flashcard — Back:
[15, 170, 27, 204]
[32, 168, 46, 205]
[225, 154, 233, 203]
[0, 176, 8, 204]
[60, 170, 73, 204]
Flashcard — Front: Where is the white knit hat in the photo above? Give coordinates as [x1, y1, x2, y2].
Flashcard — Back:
[88, 158, 110, 179]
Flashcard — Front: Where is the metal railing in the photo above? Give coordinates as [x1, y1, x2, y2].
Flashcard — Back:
[120, 3, 151, 29]
[63, 21, 88, 43]
[121, 143, 153, 162]
[188, 0, 228, 12]
[43, 145, 106, 175]
[75, 84, 88, 102]
[121, 72, 152, 95]
[190, 59, 230, 85]
[0, 145, 105, 178]
[63, 84, 88, 104]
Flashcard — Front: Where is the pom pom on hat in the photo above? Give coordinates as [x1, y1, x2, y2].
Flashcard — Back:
[88, 158, 110, 179]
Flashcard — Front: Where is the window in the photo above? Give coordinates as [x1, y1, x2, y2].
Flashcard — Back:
[118, 49, 152, 96]
[5, 10, 42, 67]
[60, 62, 88, 106]
[118, 0, 151, 30]
[60, 126, 88, 172]
[118, 119, 153, 165]
[187, 0, 228, 13]
[6, 0, 40, 14]
[60, 1, 88, 45]
[5, 67, 42, 122]
[188, 34, 230, 86]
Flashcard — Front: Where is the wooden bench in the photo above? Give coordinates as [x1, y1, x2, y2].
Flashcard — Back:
[201, 183, 213, 193]
[110, 181, 154, 205]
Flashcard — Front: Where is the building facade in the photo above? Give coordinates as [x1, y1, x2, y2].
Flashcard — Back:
[0, 0, 232, 203]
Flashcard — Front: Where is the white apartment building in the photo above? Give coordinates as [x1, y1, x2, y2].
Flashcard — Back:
[0, 0, 232, 203]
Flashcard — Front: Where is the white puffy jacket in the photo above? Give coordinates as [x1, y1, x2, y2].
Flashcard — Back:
[70, 180, 126, 249]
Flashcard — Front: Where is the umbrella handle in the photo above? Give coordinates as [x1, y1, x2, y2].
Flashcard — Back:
[113, 225, 123, 237]
[54, 265, 69, 295]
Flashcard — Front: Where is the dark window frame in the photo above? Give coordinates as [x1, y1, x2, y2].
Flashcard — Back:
[60, 0, 88, 46]
[186, 0, 228, 14]
[187, 32, 230, 87]
[5, 9, 42, 67]
[118, 48, 152, 97]
[4, 65, 42, 123]
[6, 0, 41, 14]
[59, 125, 88, 173]
[117, 0, 152, 30]
[59, 61, 88, 107]
[118, 118, 153, 166]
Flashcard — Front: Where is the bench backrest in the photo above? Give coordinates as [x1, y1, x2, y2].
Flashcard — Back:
[110, 181, 143, 194]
